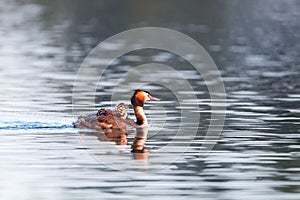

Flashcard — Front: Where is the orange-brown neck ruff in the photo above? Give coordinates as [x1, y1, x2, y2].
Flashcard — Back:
[131, 90, 147, 107]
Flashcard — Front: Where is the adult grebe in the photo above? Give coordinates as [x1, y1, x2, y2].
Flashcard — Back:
[73, 90, 159, 130]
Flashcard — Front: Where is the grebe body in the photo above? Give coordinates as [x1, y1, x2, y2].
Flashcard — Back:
[73, 90, 159, 130]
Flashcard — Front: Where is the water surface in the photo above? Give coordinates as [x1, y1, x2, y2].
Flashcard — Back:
[0, 0, 299, 199]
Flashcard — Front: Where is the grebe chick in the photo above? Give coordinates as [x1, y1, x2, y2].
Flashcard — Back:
[97, 103, 128, 119]
[113, 103, 128, 119]
[73, 90, 159, 130]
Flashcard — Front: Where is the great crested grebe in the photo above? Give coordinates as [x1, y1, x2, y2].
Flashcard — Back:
[73, 90, 159, 130]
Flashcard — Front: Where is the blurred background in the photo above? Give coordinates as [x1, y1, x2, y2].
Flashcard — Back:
[0, 0, 299, 199]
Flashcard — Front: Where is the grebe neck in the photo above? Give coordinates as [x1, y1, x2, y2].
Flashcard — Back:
[134, 106, 147, 126]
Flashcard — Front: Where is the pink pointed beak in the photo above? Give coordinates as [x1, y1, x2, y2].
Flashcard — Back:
[148, 95, 160, 101]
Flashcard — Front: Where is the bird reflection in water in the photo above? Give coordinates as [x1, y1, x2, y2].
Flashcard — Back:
[79, 127, 149, 160]
[131, 127, 149, 160]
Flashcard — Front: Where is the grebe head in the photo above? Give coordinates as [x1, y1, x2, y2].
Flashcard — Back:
[131, 90, 159, 107]
[97, 108, 108, 116]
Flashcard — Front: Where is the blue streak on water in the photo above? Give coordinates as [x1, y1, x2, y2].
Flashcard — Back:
[0, 121, 73, 130]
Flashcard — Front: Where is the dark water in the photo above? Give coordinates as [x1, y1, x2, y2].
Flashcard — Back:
[0, 0, 299, 199]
